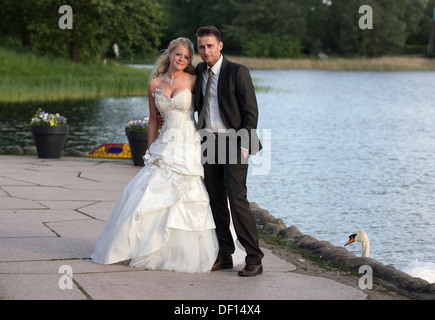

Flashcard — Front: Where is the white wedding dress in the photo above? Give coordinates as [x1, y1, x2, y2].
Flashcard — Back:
[91, 88, 244, 273]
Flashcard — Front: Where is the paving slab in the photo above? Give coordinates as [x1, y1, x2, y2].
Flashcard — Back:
[0, 155, 367, 302]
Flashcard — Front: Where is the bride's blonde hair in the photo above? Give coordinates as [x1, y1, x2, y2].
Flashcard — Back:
[151, 37, 196, 79]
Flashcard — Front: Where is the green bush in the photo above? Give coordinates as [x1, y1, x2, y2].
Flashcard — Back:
[241, 34, 301, 58]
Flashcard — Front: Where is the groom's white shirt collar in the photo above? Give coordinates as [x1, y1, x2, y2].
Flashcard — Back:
[207, 54, 223, 76]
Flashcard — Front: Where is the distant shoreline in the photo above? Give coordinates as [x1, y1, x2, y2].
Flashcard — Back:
[2, 45, 435, 103]
[221, 55, 435, 71]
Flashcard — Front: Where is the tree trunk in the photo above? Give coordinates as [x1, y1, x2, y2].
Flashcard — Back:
[427, 20, 435, 57]
[70, 28, 78, 62]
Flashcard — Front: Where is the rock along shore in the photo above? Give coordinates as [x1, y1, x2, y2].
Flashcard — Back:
[249, 202, 435, 300]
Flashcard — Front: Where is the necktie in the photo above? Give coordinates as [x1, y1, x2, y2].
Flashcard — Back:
[198, 68, 213, 129]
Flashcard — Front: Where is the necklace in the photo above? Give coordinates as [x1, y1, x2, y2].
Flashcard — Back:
[165, 72, 184, 86]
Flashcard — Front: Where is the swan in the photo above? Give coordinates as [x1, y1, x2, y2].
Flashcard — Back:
[345, 231, 370, 257]
[344, 232, 435, 284]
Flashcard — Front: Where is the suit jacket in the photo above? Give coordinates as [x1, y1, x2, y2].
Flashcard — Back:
[195, 55, 262, 155]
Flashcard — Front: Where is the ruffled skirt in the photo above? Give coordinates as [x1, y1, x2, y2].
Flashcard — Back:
[91, 160, 220, 273]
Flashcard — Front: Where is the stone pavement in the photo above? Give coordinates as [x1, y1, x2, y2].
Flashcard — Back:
[0, 155, 367, 301]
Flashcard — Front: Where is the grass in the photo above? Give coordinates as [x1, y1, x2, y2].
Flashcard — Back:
[2, 47, 435, 103]
[0, 47, 151, 102]
[258, 229, 350, 271]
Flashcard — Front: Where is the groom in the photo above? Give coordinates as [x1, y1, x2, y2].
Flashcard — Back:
[195, 25, 264, 276]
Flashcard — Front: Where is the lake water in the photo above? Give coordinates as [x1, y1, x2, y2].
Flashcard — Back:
[248, 69, 435, 276]
[0, 96, 148, 151]
[1, 69, 435, 279]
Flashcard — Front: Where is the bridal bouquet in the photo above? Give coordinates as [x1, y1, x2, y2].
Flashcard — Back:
[126, 116, 149, 132]
[31, 108, 68, 126]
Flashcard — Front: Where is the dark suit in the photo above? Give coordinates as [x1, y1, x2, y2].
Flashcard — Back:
[195, 56, 264, 265]
[195, 56, 262, 155]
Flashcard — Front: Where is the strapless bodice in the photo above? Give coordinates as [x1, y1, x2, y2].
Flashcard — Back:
[153, 88, 194, 117]
[148, 88, 202, 177]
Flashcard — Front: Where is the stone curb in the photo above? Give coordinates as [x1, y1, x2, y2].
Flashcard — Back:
[249, 202, 435, 300]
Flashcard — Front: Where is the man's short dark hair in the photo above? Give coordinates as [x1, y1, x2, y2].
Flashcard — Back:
[195, 25, 221, 42]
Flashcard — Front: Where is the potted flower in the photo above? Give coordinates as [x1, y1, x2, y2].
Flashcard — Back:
[125, 116, 149, 166]
[30, 108, 69, 158]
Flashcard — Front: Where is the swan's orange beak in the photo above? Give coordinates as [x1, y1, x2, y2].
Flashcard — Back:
[344, 235, 355, 246]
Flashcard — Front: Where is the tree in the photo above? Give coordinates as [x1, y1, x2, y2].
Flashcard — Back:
[323, 0, 428, 57]
[148, 0, 430, 58]
[7, 0, 168, 63]
[0, 0, 35, 47]
[305, 0, 336, 54]
[221, 0, 306, 58]
[406, 0, 435, 53]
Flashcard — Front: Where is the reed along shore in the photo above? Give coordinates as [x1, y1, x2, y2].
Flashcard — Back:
[0, 47, 151, 103]
[2, 47, 435, 103]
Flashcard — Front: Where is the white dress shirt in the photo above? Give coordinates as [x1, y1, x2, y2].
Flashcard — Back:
[202, 54, 227, 132]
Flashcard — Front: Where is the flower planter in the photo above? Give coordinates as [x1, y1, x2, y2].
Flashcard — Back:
[125, 128, 148, 166]
[31, 125, 69, 159]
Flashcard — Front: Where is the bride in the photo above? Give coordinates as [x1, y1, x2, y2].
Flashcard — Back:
[91, 38, 238, 273]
